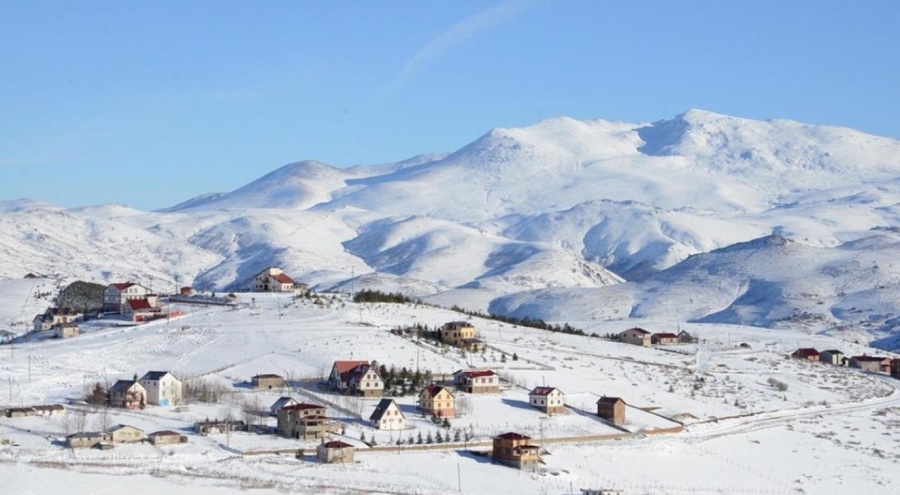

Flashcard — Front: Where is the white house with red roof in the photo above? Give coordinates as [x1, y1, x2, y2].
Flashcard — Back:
[452, 369, 500, 394]
[529, 386, 565, 415]
[122, 298, 161, 322]
[252, 267, 301, 292]
[328, 360, 383, 397]
[103, 282, 152, 313]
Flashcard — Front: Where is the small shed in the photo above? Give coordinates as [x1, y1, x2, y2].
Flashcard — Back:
[67, 431, 107, 449]
[596, 396, 626, 425]
[316, 440, 355, 464]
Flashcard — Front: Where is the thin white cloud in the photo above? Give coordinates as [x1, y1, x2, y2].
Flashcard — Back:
[382, 0, 534, 95]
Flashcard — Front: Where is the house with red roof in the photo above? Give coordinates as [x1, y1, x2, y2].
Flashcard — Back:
[529, 386, 565, 415]
[790, 348, 820, 362]
[103, 282, 153, 313]
[453, 369, 500, 394]
[123, 298, 161, 322]
[252, 267, 304, 292]
[418, 385, 455, 418]
[329, 360, 384, 397]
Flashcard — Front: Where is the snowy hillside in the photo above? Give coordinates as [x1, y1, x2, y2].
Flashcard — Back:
[2, 110, 900, 347]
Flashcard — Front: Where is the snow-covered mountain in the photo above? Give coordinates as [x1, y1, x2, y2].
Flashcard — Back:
[3, 109, 900, 347]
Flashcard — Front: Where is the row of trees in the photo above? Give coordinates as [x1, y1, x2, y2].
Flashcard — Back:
[376, 364, 434, 396]
[352, 289, 418, 304]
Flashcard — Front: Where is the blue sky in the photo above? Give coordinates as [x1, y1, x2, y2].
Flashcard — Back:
[1, 1, 898, 210]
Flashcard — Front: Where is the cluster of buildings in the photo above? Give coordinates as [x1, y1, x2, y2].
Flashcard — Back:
[32, 307, 81, 338]
[791, 348, 900, 377]
[104, 371, 183, 409]
[68, 425, 186, 449]
[618, 327, 697, 347]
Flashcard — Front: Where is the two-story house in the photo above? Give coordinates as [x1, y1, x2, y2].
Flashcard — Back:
[418, 385, 455, 418]
[618, 328, 651, 347]
[492, 432, 541, 471]
[252, 267, 302, 292]
[138, 371, 182, 407]
[529, 386, 565, 415]
[276, 403, 331, 440]
[453, 369, 500, 394]
[108, 380, 147, 409]
[369, 398, 406, 430]
[103, 283, 153, 313]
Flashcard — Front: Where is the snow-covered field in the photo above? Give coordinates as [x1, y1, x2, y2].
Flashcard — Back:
[1, 292, 898, 494]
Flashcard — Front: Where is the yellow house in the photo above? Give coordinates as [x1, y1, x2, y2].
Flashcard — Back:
[440, 321, 476, 347]
[418, 385, 455, 418]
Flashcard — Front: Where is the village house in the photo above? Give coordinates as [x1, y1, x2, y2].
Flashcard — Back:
[0, 330, 14, 344]
[651, 332, 679, 345]
[4, 407, 38, 418]
[677, 330, 699, 343]
[179, 286, 194, 296]
[317, 440, 355, 464]
[108, 380, 147, 409]
[252, 267, 304, 292]
[440, 321, 477, 347]
[849, 355, 891, 374]
[328, 360, 369, 390]
[54, 323, 79, 339]
[123, 298, 160, 322]
[33, 404, 65, 416]
[790, 348, 820, 362]
[138, 371, 182, 406]
[819, 349, 846, 366]
[277, 403, 332, 440]
[194, 420, 246, 435]
[67, 431, 107, 449]
[103, 282, 153, 313]
[369, 398, 406, 430]
[148, 430, 187, 446]
[251, 373, 286, 390]
[492, 432, 541, 471]
[345, 364, 385, 397]
[596, 396, 626, 425]
[270, 397, 299, 415]
[418, 385, 456, 418]
[618, 328, 651, 347]
[107, 424, 145, 444]
[453, 369, 500, 394]
[33, 307, 81, 332]
[529, 387, 565, 415]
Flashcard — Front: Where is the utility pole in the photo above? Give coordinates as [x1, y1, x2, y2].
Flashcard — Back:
[457, 462, 462, 493]
[28, 355, 31, 383]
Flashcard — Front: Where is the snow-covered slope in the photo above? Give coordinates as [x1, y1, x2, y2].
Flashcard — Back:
[3, 109, 900, 347]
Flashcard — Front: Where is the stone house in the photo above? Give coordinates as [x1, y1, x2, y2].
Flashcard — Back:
[148, 430, 187, 445]
[651, 332, 679, 345]
[418, 385, 455, 418]
[369, 398, 405, 430]
[252, 267, 301, 292]
[849, 355, 891, 374]
[67, 431, 107, 449]
[529, 386, 565, 415]
[108, 380, 147, 409]
[492, 432, 541, 471]
[596, 396, 626, 425]
[251, 373, 286, 390]
[277, 403, 332, 440]
[33, 404, 65, 416]
[440, 321, 476, 347]
[317, 440, 355, 464]
[819, 350, 846, 366]
[103, 283, 152, 313]
[53, 323, 79, 339]
[139, 371, 182, 406]
[677, 330, 699, 343]
[619, 328, 651, 347]
[107, 424, 145, 443]
[790, 348, 820, 361]
[453, 369, 500, 394]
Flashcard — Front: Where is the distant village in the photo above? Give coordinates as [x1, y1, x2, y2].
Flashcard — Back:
[4, 266, 900, 494]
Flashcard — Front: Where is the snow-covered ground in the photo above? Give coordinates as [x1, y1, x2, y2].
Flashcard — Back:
[1, 293, 897, 494]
